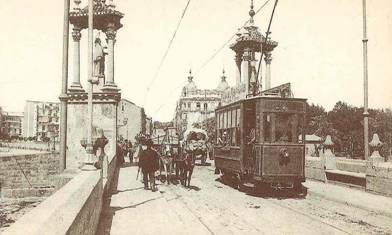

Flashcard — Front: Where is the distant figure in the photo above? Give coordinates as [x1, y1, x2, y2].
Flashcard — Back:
[127, 141, 134, 164]
[138, 139, 160, 191]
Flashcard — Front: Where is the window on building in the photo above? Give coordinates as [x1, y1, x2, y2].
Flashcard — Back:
[196, 102, 200, 109]
[188, 103, 191, 108]
[122, 104, 124, 111]
[203, 103, 208, 110]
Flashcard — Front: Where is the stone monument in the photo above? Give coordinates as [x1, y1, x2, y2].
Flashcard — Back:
[61, 0, 124, 170]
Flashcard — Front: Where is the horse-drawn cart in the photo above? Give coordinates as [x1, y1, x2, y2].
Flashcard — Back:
[182, 128, 208, 165]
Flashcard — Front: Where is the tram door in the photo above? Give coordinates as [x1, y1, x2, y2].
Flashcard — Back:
[243, 100, 256, 173]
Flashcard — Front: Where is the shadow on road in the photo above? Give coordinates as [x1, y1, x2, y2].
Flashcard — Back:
[214, 177, 308, 200]
[96, 196, 163, 235]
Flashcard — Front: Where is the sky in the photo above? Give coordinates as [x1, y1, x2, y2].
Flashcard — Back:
[0, 0, 391, 121]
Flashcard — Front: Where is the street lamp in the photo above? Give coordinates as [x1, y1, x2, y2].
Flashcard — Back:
[362, 0, 369, 160]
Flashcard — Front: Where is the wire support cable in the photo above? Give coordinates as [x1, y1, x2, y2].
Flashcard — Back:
[194, 0, 272, 77]
[143, 0, 192, 107]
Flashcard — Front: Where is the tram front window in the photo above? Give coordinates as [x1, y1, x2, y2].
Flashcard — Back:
[263, 113, 303, 144]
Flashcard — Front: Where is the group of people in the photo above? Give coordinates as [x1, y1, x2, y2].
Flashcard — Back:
[117, 138, 135, 165]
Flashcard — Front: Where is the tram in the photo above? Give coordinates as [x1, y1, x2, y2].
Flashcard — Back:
[214, 95, 307, 191]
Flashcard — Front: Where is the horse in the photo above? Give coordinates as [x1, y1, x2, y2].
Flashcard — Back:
[158, 144, 174, 184]
[179, 151, 195, 187]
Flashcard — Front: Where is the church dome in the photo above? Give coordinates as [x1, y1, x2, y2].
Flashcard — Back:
[216, 70, 229, 91]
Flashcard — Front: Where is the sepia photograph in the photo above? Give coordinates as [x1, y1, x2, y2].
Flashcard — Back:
[0, 0, 391, 234]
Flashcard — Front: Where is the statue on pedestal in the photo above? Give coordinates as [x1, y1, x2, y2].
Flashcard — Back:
[93, 37, 106, 78]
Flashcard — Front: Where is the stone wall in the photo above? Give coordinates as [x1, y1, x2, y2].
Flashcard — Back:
[3, 152, 120, 235]
[336, 158, 366, 173]
[305, 157, 325, 182]
[66, 103, 117, 170]
[0, 152, 60, 198]
[366, 162, 392, 196]
[0, 141, 59, 151]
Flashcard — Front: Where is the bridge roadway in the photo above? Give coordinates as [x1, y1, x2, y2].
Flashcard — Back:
[96, 159, 392, 235]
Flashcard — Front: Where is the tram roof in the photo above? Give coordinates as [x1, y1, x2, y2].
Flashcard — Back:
[216, 95, 307, 111]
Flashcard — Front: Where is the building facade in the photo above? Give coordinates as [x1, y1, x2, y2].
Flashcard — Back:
[1, 111, 24, 138]
[174, 70, 229, 134]
[117, 99, 151, 142]
[22, 100, 60, 140]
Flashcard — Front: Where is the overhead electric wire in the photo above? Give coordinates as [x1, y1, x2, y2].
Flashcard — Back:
[142, 0, 192, 107]
[151, 0, 273, 118]
[194, 0, 272, 77]
[256, 0, 278, 85]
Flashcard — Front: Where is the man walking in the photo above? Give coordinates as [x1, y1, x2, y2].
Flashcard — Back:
[138, 139, 159, 191]
[127, 141, 134, 164]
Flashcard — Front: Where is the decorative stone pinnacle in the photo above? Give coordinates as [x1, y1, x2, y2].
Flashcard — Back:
[369, 133, 382, 148]
[249, 0, 255, 24]
[188, 69, 193, 81]
[73, 0, 81, 11]
[221, 69, 226, 81]
[324, 135, 334, 148]
[107, 0, 115, 8]
[369, 133, 384, 162]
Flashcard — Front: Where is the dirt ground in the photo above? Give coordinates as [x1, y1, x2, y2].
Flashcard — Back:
[97, 160, 392, 235]
[0, 197, 44, 233]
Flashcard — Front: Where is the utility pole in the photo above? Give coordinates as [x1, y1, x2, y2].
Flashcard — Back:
[83, 0, 96, 170]
[59, 0, 70, 172]
[362, 0, 369, 160]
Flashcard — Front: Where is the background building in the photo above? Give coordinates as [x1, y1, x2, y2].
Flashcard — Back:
[174, 70, 229, 134]
[1, 111, 24, 138]
[117, 99, 151, 142]
[22, 100, 60, 140]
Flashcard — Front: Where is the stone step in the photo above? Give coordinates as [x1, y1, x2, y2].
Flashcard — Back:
[325, 169, 366, 189]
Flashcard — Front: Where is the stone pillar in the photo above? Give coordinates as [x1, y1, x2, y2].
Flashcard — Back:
[235, 53, 242, 86]
[69, 27, 84, 92]
[242, 49, 251, 95]
[102, 27, 118, 92]
[264, 51, 272, 90]
[323, 135, 336, 170]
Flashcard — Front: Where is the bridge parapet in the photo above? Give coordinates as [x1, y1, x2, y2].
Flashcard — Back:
[3, 151, 120, 235]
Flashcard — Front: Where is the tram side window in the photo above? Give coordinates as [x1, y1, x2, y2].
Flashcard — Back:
[263, 114, 272, 142]
[217, 108, 241, 147]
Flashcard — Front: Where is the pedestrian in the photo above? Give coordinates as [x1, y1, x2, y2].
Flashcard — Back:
[122, 139, 129, 163]
[127, 141, 134, 164]
[138, 139, 159, 191]
[116, 140, 125, 165]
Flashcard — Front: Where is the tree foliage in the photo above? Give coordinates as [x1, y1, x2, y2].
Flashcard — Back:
[306, 102, 392, 159]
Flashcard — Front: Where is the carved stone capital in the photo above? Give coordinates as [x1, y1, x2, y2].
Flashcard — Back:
[72, 27, 82, 42]
[264, 52, 272, 64]
[105, 29, 117, 41]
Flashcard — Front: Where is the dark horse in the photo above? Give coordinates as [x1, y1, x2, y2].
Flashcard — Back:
[177, 151, 195, 187]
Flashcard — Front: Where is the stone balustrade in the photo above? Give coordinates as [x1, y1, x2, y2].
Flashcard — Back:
[305, 133, 392, 197]
[3, 151, 120, 235]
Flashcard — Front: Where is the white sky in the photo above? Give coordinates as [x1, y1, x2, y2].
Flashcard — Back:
[0, 0, 391, 121]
